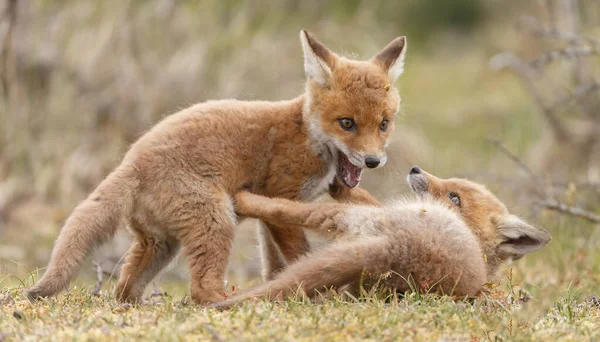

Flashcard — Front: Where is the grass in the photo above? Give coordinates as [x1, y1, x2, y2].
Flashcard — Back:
[2, 214, 600, 342]
[0, 273, 599, 341]
[3, 205, 600, 341]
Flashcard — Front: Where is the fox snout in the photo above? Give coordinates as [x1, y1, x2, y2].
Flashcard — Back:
[364, 156, 381, 169]
[336, 149, 387, 188]
[407, 165, 429, 194]
[410, 166, 421, 174]
[342, 148, 387, 169]
[356, 152, 387, 169]
[358, 153, 387, 169]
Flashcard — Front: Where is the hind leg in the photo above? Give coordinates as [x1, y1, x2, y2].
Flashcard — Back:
[175, 193, 236, 305]
[257, 221, 310, 281]
[255, 221, 310, 282]
[115, 221, 180, 303]
[257, 222, 287, 281]
[266, 222, 310, 264]
[129, 236, 179, 298]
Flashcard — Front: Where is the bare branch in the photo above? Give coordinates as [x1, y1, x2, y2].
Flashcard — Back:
[92, 261, 103, 296]
[537, 199, 600, 223]
[458, 171, 600, 193]
[529, 46, 600, 69]
[547, 180, 600, 192]
[150, 282, 166, 298]
[550, 82, 600, 109]
[544, 0, 557, 30]
[202, 323, 225, 342]
[1, 0, 17, 99]
[517, 16, 600, 47]
[487, 138, 549, 196]
[492, 0, 600, 225]
[489, 53, 571, 141]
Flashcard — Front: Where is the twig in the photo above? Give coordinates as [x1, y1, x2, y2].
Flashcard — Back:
[517, 16, 600, 48]
[545, 180, 600, 192]
[487, 138, 548, 196]
[202, 323, 225, 342]
[529, 46, 600, 69]
[150, 281, 166, 297]
[537, 199, 600, 224]
[92, 261, 103, 296]
[122, 0, 142, 65]
[550, 82, 600, 109]
[544, 0, 557, 31]
[489, 53, 571, 141]
[457, 171, 600, 193]
[1, 0, 17, 99]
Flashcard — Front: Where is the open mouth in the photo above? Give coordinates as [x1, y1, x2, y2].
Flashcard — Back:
[336, 150, 363, 188]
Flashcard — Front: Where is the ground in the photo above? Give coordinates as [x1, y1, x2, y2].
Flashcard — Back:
[0, 283, 599, 341]
[2, 221, 600, 342]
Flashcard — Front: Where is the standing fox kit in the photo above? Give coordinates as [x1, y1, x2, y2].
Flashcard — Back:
[26, 31, 407, 304]
[214, 167, 551, 308]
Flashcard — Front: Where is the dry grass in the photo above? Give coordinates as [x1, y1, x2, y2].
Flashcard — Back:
[1, 208, 599, 340]
[1, 262, 599, 341]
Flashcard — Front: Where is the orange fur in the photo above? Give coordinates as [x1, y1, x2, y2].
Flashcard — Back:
[214, 167, 552, 309]
[26, 30, 407, 304]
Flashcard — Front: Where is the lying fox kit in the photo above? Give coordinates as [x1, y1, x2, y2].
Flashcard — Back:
[26, 31, 407, 304]
[214, 167, 551, 308]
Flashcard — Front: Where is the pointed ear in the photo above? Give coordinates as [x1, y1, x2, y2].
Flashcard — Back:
[497, 215, 551, 259]
[371, 36, 407, 83]
[300, 30, 336, 86]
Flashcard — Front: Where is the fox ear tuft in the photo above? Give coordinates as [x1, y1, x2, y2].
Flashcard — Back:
[300, 30, 335, 86]
[372, 36, 407, 83]
[497, 215, 551, 259]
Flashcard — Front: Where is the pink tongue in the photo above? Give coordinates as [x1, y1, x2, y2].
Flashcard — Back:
[338, 152, 363, 188]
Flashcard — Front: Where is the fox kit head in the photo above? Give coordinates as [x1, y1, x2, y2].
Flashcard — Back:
[407, 166, 551, 278]
[300, 30, 407, 189]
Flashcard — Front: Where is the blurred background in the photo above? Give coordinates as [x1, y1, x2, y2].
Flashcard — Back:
[0, 0, 599, 300]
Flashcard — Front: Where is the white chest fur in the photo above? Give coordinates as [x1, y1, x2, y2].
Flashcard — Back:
[298, 159, 336, 202]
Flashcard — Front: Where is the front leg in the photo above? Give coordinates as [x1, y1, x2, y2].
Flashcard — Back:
[257, 222, 288, 281]
[234, 191, 350, 239]
[328, 178, 381, 206]
[264, 221, 309, 265]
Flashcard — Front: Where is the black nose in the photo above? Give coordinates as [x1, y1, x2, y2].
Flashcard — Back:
[410, 166, 421, 174]
[365, 157, 380, 169]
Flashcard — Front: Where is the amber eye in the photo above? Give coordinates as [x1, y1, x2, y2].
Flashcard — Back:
[380, 120, 389, 132]
[449, 192, 461, 206]
[339, 118, 355, 131]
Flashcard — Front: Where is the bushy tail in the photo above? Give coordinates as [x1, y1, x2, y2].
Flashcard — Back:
[26, 166, 138, 300]
[212, 237, 390, 310]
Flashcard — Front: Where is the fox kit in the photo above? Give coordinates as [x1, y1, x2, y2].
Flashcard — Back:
[214, 167, 551, 308]
[26, 31, 407, 304]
